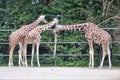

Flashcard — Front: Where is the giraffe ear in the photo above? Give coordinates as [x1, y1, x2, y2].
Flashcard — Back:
[40, 15, 46, 18]
[43, 15, 46, 17]
[56, 15, 61, 18]
[42, 15, 46, 18]
[53, 17, 58, 21]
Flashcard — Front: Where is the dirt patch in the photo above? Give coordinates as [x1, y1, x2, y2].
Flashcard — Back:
[0, 67, 120, 80]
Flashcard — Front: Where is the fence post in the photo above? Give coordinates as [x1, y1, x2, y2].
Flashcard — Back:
[54, 33, 57, 66]
[110, 42, 113, 66]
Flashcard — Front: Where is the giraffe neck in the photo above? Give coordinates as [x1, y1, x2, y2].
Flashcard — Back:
[37, 20, 57, 33]
[56, 22, 91, 32]
[26, 18, 43, 31]
[45, 20, 57, 29]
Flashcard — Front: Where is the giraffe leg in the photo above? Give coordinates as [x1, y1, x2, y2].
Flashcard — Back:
[100, 44, 107, 68]
[100, 53, 106, 68]
[8, 44, 17, 67]
[89, 48, 94, 68]
[31, 44, 35, 67]
[107, 45, 112, 69]
[22, 43, 28, 67]
[8, 48, 14, 67]
[18, 50, 22, 66]
[89, 51, 92, 67]
[36, 42, 40, 67]
[18, 43, 23, 66]
[24, 48, 28, 67]
[91, 50, 94, 68]
[87, 40, 94, 68]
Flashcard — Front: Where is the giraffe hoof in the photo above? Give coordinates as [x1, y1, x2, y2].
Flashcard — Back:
[19, 65, 21, 67]
[109, 66, 112, 69]
[8, 64, 13, 67]
[31, 64, 34, 67]
[91, 66, 94, 69]
[25, 65, 28, 67]
[9, 65, 13, 67]
[99, 66, 102, 69]
[88, 65, 91, 67]
[89, 66, 94, 69]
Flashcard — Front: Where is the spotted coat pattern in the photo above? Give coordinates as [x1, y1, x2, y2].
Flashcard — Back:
[8, 15, 47, 67]
[53, 22, 112, 68]
[19, 18, 58, 66]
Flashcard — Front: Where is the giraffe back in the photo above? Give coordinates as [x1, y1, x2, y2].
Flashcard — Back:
[84, 23, 111, 44]
[9, 28, 27, 45]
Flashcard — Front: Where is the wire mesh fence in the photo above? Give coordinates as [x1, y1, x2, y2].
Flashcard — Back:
[0, 28, 120, 67]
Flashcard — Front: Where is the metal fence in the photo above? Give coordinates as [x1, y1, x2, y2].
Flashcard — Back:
[0, 28, 120, 66]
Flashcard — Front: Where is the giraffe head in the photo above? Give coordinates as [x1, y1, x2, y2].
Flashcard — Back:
[38, 15, 48, 23]
[53, 17, 59, 25]
[52, 24, 62, 34]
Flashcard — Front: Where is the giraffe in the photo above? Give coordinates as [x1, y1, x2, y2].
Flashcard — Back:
[53, 22, 112, 68]
[19, 18, 58, 67]
[8, 15, 47, 67]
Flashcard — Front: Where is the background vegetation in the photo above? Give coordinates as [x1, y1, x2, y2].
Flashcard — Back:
[0, 0, 120, 67]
